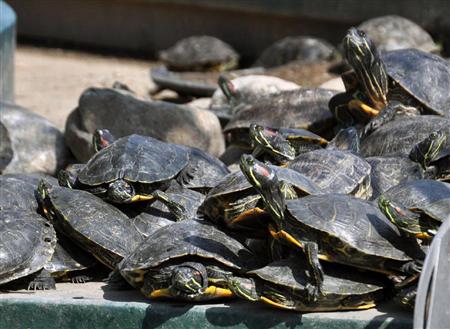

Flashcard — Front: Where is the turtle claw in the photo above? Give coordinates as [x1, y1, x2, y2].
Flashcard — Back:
[71, 275, 91, 284]
[305, 283, 320, 302]
[28, 278, 56, 291]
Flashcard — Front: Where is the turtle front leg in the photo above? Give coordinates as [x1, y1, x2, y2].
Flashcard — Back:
[148, 190, 187, 221]
[28, 269, 56, 290]
[304, 242, 324, 302]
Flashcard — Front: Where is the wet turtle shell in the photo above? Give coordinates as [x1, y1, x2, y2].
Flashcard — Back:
[78, 134, 189, 188]
[361, 116, 450, 157]
[357, 15, 439, 53]
[367, 156, 424, 200]
[159, 36, 239, 72]
[254, 36, 339, 68]
[288, 149, 372, 199]
[239, 258, 385, 311]
[38, 180, 143, 269]
[378, 180, 450, 223]
[381, 49, 450, 116]
[283, 194, 421, 273]
[224, 88, 337, 145]
[0, 209, 56, 285]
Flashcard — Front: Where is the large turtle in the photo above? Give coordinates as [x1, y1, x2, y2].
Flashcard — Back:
[118, 219, 261, 301]
[229, 258, 386, 311]
[159, 35, 239, 72]
[38, 180, 143, 269]
[331, 28, 450, 126]
[241, 160, 423, 298]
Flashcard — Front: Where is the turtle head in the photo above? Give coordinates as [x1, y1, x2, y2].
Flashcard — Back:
[343, 27, 388, 110]
[107, 179, 135, 203]
[409, 130, 447, 169]
[170, 262, 208, 297]
[58, 169, 77, 189]
[227, 276, 259, 301]
[37, 180, 56, 219]
[218, 75, 239, 105]
[249, 124, 296, 163]
[378, 196, 427, 238]
[93, 129, 116, 152]
[239, 154, 285, 223]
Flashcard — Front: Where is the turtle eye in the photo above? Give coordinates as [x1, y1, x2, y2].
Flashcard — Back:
[357, 30, 366, 38]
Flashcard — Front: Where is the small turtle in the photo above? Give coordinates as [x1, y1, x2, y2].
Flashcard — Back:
[378, 180, 450, 239]
[159, 35, 239, 72]
[287, 148, 372, 199]
[0, 209, 56, 287]
[241, 161, 423, 298]
[38, 180, 143, 269]
[254, 36, 340, 68]
[331, 28, 450, 126]
[118, 219, 260, 301]
[229, 258, 386, 311]
[357, 15, 440, 53]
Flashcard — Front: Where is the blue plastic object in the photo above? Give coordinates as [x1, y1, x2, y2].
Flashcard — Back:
[0, 1, 16, 102]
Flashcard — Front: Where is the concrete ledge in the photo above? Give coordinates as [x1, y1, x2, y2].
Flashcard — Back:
[0, 282, 412, 329]
[8, 0, 450, 59]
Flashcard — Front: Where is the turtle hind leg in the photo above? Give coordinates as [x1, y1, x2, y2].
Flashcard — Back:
[28, 270, 56, 290]
[71, 274, 91, 284]
[176, 163, 197, 186]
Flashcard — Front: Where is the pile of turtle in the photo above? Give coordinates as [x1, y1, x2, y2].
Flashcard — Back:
[1, 15, 450, 314]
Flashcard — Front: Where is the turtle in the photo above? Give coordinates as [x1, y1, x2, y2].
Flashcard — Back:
[356, 15, 440, 53]
[286, 148, 372, 199]
[228, 258, 386, 311]
[240, 160, 423, 298]
[118, 219, 261, 301]
[37, 180, 143, 269]
[330, 28, 450, 127]
[254, 36, 340, 68]
[377, 180, 450, 240]
[249, 124, 328, 165]
[0, 209, 57, 287]
[158, 35, 239, 72]
[326, 126, 360, 153]
[209, 75, 300, 124]
[360, 116, 450, 158]
[200, 158, 324, 232]
[409, 129, 450, 181]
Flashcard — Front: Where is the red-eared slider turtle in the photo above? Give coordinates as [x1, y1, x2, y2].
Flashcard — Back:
[249, 124, 328, 164]
[38, 180, 143, 269]
[360, 116, 450, 157]
[331, 28, 450, 126]
[287, 148, 372, 199]
[254, 36, 340, 68]
[229, 258, 386, 311]
[241, 162, 423, 298]
[0, 209, 56, 287]
[357, 16, 440, 53]
[159, 35, 239, 72]
[118, 219, 260, 301]
[378, 180, 450, 239]
[200, 158, 323, 232]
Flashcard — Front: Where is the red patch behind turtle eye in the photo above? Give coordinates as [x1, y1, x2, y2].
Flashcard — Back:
[264, 128, 278, 137]
[101, 137, 110, 147]
[255, 164, 271, 177]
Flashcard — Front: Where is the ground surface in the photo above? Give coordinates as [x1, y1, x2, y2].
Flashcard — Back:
[15, 45, 157, 129]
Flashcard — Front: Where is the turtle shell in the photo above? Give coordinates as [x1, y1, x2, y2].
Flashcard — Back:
[119, 219, 258, 287]
[361, 116, 450, 157]
[39, 180, 143, 269]
[288, 149, 372, 198]
[0, 209, 56, 285]
[367, 156, 424, 200]
[0, 121, 13, 172]
[378, 180, 450, 222]
[285, 194, 418, 265]
[78, 134, 189, 186]
[249, 258, 385, 311]
[224, 88, 337, 138]
[382, 49, 450, 116]
[159, 36, 239, 71]
[358, 16, 439, 53]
